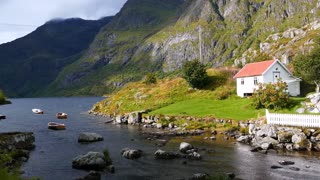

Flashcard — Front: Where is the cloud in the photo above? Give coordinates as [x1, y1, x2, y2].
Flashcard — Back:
[0, 0, 127, 44]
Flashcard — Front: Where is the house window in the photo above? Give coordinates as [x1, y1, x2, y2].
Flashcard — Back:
[254, 77, 258, 85]
[241, 78, 244, 85]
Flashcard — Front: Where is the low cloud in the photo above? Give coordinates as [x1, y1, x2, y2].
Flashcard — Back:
[0, 0, 127, 44]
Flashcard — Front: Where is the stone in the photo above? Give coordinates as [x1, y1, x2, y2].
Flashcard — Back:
[277, 132, 294, 143]
[289, 167, 300, 171]
[168, 123, 174, 129]
[189, 173, 210, 180]
[248, 124, 255, 135]
[121, 148, 142, 159]
[187, 152, 201, 160]
[0, 132, 35, 150]
[72, 152, 107, 170]
[237, 135, 251, 144]
[261, 143, 271, 150]
[292, 132, 311, 150]
[278, 160, 294, 165]
[292, 133, 307, 144]
[179, 142, 193, 153]
[313, 142, 320, 151]
[76, 171, 101, 180]
[227, 172, 236, 179]
[154, 149, 180, 160]
[209, 136, 216, 140]
[128, 112, 142, 124]
[251, 136, 279, 148]
[211, 130, 217, 135]
[78, 133, 104, 143]
[107, 165, 115, 173]
[271, 165, 283, 169]
[296, 108, 305, 114]
[285, 144, 293, 151]
[156, 124, 163, 129]
[256, 125, 278, 138]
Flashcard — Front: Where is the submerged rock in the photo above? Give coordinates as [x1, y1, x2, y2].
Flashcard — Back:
[154, 149, 180, 160]
[78, 132, 104, 143]
[76, 171, 101, 180]
[72, 152, 107, 170]
[121, 148, 143, 159]
[278, 160, 295, 165]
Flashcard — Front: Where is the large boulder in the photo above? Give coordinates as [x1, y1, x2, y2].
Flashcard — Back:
[179, 142, 193, 153]
[72, 152, 107, 170]
[78, 133, 104, 143]
[256, 125, 278, 138]
[127, 112, 142, 124]
[121, 148, 142, 159]
[277, 132, 294, 143]
[292, 133, 311, 151]
[251, 136, 279, 148]
[154, 149, 180, 160]
[0, 132, 35, 150]
[237, 135, 251, 144]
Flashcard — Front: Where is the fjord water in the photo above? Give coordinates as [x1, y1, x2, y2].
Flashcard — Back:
[1, 97, 320, 180]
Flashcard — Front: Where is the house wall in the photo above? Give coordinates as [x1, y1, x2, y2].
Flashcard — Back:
[236, 76, 263, 97]
[263, 61, 300, 96]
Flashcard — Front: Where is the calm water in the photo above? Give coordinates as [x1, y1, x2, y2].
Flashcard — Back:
[0, 97, 320, 180]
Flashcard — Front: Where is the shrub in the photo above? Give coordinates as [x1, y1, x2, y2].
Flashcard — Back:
[143, 73, 157, 85]
[182, 60, 208, 89]
[252, 81, 290, 110]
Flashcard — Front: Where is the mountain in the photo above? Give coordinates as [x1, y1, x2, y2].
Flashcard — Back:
[0, 17, 112, 97]
[2, 0, 320, 97]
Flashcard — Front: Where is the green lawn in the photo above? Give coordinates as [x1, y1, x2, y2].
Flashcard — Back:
[149, 98, 265, 120]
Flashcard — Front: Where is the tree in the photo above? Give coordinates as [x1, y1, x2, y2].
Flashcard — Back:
[292, 45, 320, 93]
[182, 60, 208, 88]
[252, 81, 290, 110]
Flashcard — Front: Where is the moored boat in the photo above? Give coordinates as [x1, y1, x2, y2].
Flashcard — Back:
[0, 114, 6, 120]
[56, 112, 67, 119]
[32, 109, 44, 114]
[48, 122, 66, 130]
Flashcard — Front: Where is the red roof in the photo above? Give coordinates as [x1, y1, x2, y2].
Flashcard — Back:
[233, 60, 276, 78]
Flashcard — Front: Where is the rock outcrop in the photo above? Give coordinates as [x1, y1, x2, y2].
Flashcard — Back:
[72, 152, 108, 170]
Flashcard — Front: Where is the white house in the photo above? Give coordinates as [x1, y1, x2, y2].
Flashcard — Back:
[233, 59, 301, 97]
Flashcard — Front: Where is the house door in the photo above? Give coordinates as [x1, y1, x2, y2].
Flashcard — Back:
[273, 72, 280, 82]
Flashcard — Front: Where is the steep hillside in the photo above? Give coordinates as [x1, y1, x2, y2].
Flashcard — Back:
[48, 0, 320, 96]
[2, 0, 320, 97]
[0, 17, 112, 97]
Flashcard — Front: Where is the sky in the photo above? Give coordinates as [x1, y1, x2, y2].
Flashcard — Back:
[0, 0, 127, 44]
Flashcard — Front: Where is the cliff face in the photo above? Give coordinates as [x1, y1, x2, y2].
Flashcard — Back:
[1, 0, 320, 97]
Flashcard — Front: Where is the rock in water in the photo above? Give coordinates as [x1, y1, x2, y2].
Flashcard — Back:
[76, 171, 101, 180]
[0, 132, 35, 150]
[179, 142, 193, 153]
[278, 160, 294, 165]
[121, 148, 142, 159]
[78, 133, 104, 143]
[154, 149, 180, 160]
[189, 173, 210, 180]
[72, 152, 107, 170]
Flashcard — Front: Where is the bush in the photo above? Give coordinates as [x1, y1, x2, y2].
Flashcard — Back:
[252, 81, 290, 110]
[143, 73, 157, 85]
[182, 60, 208, 89]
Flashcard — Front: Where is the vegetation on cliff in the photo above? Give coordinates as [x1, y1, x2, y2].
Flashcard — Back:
[0, 90, 10, 105]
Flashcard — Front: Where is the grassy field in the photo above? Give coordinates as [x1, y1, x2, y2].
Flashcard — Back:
[149, 98, 265, 120]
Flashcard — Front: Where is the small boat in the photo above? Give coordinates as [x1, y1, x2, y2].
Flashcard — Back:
[32, 109, 44, 114]
[48, 122, 66, 130]
[56, 112, 67, 119]
[0, 114, 6, 120]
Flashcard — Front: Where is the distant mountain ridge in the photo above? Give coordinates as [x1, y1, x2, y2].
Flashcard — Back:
[1, 0, 320, 97]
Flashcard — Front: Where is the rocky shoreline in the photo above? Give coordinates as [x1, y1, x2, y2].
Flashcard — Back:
[0, 132, 35, 174]
[237, 123, 320, 153]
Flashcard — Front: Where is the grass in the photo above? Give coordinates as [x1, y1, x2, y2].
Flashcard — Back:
[149, 98, 265, 120]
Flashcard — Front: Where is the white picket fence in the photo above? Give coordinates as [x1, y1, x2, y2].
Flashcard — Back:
[266, 109, 320, 127]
